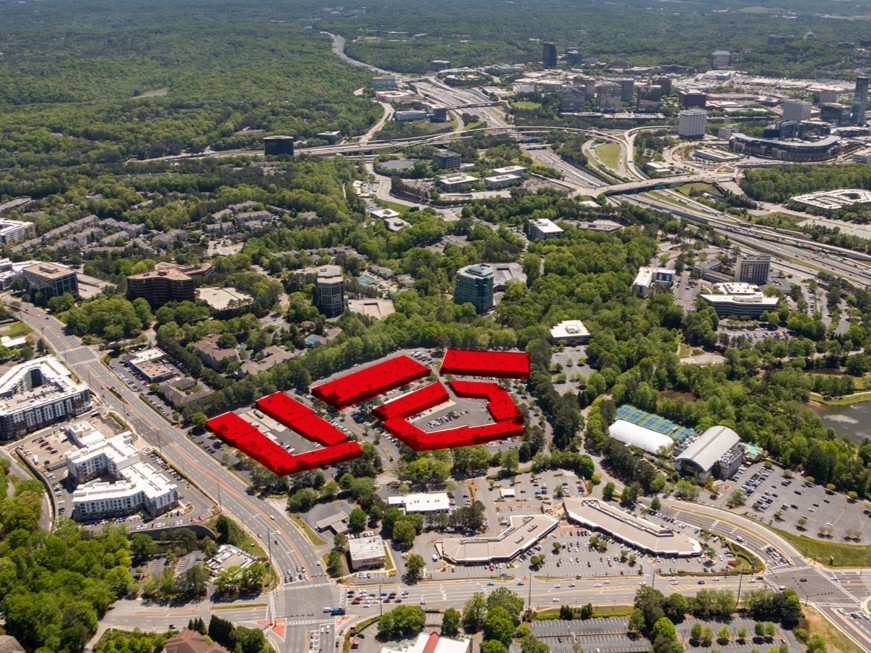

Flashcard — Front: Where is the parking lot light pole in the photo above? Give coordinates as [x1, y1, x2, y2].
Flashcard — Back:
[527, 573, 533, 612]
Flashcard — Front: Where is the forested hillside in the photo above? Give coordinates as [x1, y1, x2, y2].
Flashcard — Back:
[314, 0, 871, 74]
[0, 0, 381, 167]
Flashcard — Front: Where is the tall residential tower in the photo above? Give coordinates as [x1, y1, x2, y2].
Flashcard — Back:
[852, 76, 869, 125]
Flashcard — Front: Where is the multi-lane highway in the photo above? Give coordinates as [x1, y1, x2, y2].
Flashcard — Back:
[20, 40, 871, 651]
[15, 303, 337, 653]
[20, 295, 871, 651]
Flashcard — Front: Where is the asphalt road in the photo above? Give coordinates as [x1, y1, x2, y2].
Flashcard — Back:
[16, 303, 336, 653]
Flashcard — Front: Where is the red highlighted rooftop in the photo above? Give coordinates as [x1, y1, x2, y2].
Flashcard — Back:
[379, 379, 525, 451]
[449, 380, 523, 424]
[311, 355, 430, 409]
[440, 349, 530, 379]
[256, 391, 347, 447]
[374, 381, 449, 421]
[206, 394, 363, 475]
[205, 350, 528, 475]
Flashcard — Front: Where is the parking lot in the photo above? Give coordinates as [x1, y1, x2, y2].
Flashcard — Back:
[390, 467, 742, 582]
[110, 358, 179, 421]
[705, 461, 871, 546]
[676, 617, 802, 653]
[510, 522, 725, 580]
[533, 617, 649, 653]
[551, 345, 594, 394]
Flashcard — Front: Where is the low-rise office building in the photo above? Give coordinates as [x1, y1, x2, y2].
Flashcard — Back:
[491, 165, 527, 176]
[484, 174, 522, 189]
[395, 110, 427, 122]
[527, 218, 564, 240]
[437, 173, 478, 192]
[388, 492, 451, 514]
[348, 298, 396, 320]
[128, 348, 175, 383]
[127, 262, 212, 307]
[22, 263, 78, 298]
[0, 357, 91, 439]
[632, 267, 675, 296]
[700, 282, 780, 317]
[550, 320, 590, 345]
[348, 535, 386, 570]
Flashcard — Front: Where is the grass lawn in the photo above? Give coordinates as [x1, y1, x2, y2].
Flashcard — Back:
[591, 605, 634, 617]
[374, 197, 410, 214]
[0, 320, 31, 338]
[676, 182, 720, 197]
[205, 515, 269, 560]
[288, 513, 327, 546]
[646, 190, 687, 209]
[677, 343, 696, 358]
[768, 524, 871, 568]
[383, 544, 395, 572]
[596, 142, 622, 170]
[512, 100, 542, 110]
[751, 212, 804, 229]
[803, 604, 866, 653]
[808, 391, 871, 406]
[535, 605, 632, 620]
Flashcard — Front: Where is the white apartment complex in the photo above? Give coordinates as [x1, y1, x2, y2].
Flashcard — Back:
[0, 219, 36, 245]
[65, 424, 177, 519]
[0, 356, 91, 439]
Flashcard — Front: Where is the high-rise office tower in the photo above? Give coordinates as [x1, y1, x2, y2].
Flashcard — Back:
[596, 82, 622, 112]
[542, 42, 557, 68]
[852, 76, 869, 125]
[315, 265, 345, 317]
[454, 264, 495, 313]
[678, 109, 707, 139]
[782, 99, 812, 123]
[734, 254, 771, 285]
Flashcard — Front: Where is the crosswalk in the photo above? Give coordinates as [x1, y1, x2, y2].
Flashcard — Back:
[285, 618, 335, 627]
[286, 581, 332, 590]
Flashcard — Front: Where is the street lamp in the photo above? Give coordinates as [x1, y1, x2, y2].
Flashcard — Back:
[266, 531, 275, 626]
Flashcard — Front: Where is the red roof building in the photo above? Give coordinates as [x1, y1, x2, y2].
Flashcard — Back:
[374, 382, 449, 421]
[206, 409, 363, 475]
[440, 349, 530, 379]
[311, 355, 430, 408]
[449, 380, 522, 423]
[256, 392, 347, 446]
